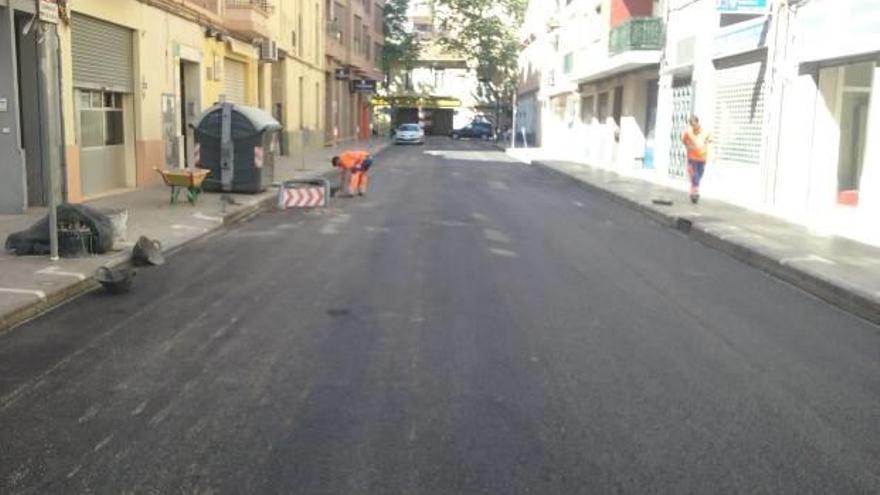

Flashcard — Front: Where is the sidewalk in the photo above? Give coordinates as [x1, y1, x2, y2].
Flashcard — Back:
[0, 136, 390, 331]
[508, 150, 880, 325]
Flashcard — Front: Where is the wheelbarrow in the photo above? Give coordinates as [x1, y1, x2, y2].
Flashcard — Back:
[154, 167, 211, 205]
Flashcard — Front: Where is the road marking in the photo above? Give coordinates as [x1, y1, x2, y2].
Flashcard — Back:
[193, 212, 223, 223]
[0, 288, 46, 300]
[149, 406, 172, 427]
[93, 434, 113, 452]
[434, 220, 467, 227]
[36, 266, 86, 281]
[488, 180, 509, 191]
[172, 224, 208, 232]
[320, 224, 339, 235]
[489, 248, 518, 258]
[483, 228, 511, 244]
[78, 405, 99, 424]
[573, 201, 584, 207]
[364, 226, 391, 233]
[66, 464, 82, 479]
[780, 254, 836, 266]
[131, 400, 148, 416]
[471, 212, 488, 222]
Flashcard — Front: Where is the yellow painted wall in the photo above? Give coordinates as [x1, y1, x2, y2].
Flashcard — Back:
[57, 0, 264, 197]
[271, 0, 326, 148]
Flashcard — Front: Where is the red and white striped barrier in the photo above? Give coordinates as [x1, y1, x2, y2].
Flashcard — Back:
[281, 187, 325, 208]
[276, 178, 330, 209]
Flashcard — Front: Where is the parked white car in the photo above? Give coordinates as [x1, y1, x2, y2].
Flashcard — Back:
[394, 123, 425, 145]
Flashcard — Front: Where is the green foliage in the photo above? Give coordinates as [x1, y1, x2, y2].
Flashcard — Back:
[383, 0, 420, 72]
[432, 0, 526, 104]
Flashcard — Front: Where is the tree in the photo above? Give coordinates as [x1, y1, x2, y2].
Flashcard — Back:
[383, 0, 420, 74]
[431, 0, 526, 126]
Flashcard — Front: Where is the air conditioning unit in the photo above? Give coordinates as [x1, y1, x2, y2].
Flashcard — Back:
[260, 39, 278, 62]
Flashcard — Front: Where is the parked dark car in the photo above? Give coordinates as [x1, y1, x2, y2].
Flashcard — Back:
[450, 122, 494, 140]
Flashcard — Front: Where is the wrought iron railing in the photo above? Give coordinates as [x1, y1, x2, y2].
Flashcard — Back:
[226, 0, 275, 15]
[609, 17, 664, 56]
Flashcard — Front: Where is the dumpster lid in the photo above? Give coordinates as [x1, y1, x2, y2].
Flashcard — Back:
[193, 103, 282, 133]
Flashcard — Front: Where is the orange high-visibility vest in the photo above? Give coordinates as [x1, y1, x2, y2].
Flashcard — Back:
[338, 150, 370, 170]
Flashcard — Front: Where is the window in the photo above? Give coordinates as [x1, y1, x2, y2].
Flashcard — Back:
[365, 34, 371, 60]
[362, 25, 369, 56]
[563, 52, 573, 74]
[828, 61, 874, 201]
[79, 90, 124, 147]
[597, 91, 609, 121]
[374, 42, 382, 67]
[354, 15, 362, 53]
[298, 14, 304, 56]
[374, 5, 383, 35]
[580, 95, 594, 123]
[612, 86, 623, 125]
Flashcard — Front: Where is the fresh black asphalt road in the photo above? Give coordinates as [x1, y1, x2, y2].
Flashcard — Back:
[1, 139, 879, 494]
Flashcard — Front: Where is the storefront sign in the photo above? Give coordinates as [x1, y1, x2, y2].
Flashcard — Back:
[796, 0, 880, 62]
[351, 79, 377, 93]
[713, 16, 769, 59]
[334, 67, 350, 80]
[39, 0, 60, 24]
[716, 0, 769, 14]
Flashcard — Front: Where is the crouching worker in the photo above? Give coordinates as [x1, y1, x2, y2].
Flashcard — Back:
[331, 151, 373, 197]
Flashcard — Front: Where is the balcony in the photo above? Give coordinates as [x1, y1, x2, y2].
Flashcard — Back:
[224, 0, 274, 40]
[609, 17, 663, 56]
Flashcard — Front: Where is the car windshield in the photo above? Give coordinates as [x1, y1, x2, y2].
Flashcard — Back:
[399, 124, 420, 132]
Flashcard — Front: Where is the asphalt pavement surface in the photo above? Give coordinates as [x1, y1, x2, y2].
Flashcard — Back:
[1, 138, 878, 494]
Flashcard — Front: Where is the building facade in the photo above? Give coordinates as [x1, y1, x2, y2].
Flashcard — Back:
[521, 0, 880, 246]
[0, 0, 325, 210]
[325, 0, 384, 144]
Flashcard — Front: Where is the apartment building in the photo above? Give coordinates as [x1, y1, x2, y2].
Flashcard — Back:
[325, 0, 384, 143]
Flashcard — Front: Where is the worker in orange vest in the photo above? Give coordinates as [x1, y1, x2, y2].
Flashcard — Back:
[331, 150, 373, 196]
[681, 115, 713, 204]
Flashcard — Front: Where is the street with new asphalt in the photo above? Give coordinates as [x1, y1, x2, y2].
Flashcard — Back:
[1, 139, 878, 494]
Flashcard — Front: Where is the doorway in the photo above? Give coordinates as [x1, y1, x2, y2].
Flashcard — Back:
[15, 12, 46, 206]
[180, 60, 200, 168]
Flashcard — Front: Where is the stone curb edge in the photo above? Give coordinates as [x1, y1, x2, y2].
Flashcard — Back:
[0, 143, 392, 333]
[531, 160, 880, 326]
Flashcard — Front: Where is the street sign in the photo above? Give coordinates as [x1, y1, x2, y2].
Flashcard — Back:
[39, 0, 60, 24]
[334, 67, 350, 80]
[351, 79, 377, 93]
[716, 0, 769, 14]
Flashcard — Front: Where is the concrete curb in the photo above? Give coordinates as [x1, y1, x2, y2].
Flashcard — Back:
[0, 142, 392, 334]
[532, 160, 880, 326]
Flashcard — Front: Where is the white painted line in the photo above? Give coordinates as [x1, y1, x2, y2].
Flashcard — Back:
[193, 212, 223, 223]
[483, 228, 511, 244]
[489, 248, 518, 258]
[36, 266, 86, 281]
[93, 434, 113, 452]
[0, 288, 46, 300]
[172, 224, 208, 232]
[471, 212, 489, 222]
[780, 254, 836, 266]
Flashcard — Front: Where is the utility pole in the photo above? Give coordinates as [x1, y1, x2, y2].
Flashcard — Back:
[35, 13, 61, 261]
[510, 90, 517, 148]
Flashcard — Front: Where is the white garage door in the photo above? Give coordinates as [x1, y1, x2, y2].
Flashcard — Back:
[223, 59, 247, 104]
[714, 60, 766, 166]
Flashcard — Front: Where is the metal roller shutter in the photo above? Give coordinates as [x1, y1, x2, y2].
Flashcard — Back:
[713, 61, 766, 166]
[71, 14, 133, 92]
[224, 59, 247, 104]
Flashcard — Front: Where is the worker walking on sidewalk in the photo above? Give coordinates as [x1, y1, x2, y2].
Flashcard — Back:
[331, 151, 374, 197]
[681, 115, 713, 204]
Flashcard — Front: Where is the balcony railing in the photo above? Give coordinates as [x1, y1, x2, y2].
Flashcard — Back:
[226, 0, 275, 15]
[609, 17, 664, 56]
